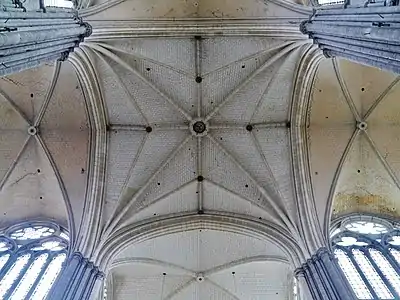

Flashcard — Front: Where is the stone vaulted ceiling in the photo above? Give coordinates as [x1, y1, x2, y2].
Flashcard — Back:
[308, 58, 400, 231]
[0, 62, 89, 237]
[86, 37, 306, 232]
[76, 34, 312, 299]
[7, 0, 400, 299]
[109, 230, 293, 300]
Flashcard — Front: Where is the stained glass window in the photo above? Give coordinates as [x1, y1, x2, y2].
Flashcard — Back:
[390, 249, 400, 265]
[332, 217, 400, 299]
[0, 222, 68, 299]
[335, 249, 373, 299]
[369, 249, 400, 296]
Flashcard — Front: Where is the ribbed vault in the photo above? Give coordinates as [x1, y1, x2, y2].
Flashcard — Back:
[107, 229, 293, 300]
[72, 30, 317, 299]
[0, 62, 90, 239]
[80, 36, 312, 241]
[308, 58, 400, 233]
[80, 0, 310, 19]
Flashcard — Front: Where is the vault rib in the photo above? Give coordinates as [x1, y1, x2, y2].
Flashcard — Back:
[201, 40, 294, 78]
[104, 135, 192, 237]
[0, 136, 31, 191]
[35, 134, 75, 244]
[250, 131, 285, 207]
[109, 124, 147, 131]
[162, 278, 196, 300]
[252, 122, 288, 128]
[111, 257, 196, 275]
[34, 61, 61, 126]
[333, 58, 361, 122]
[88, 43, 193, 121]
[205, 179, 285, 228]
[0, 89, 30, 126]
[205, 279, 242, 300]
[89, 42, 194, 79]
[118, 180, 196, 228]
[195, 37, 202, 118]
[206, 134, 295, 232]
[204, 41, 307, 122]
[153, 124, 190, 131]
[110, 124, 190, 131]
[197, 137, 203, 211]
[161, 274, 165, 300]
[209, 122, 286, 130]
[103, 133, 148, 232]
[324, 128, 360, 230]
[364, 131, 400, 191]
[203, 255, 288, 276]
[94, 50, 149, 125]
[364, 76, 400, 121]
[249, 60, 282, 123]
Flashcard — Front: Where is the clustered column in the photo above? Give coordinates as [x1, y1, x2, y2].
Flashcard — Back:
[0, 0, 91, 76]
[47, 252, 103, 300]
[301, 0, 400, 74]
[295, 248, 356, 300]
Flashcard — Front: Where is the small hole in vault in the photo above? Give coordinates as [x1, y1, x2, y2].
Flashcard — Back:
[357, 170, 361, 173]
[361, 87, 365, 91]
[146, 67, 151, 71]
[245, 184, 248, 188]
[37, 169, 41, 173]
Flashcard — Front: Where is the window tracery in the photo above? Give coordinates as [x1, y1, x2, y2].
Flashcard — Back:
[0, 221, 68, 299]
[331, 216, 400, 299]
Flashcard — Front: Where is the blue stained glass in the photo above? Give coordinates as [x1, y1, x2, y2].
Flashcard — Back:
[30, 254, 66, 300]
[335, 249, 372, 299]
[370, 249, 400, 297]
[10, 254, 48, 300]
[333, 218, 400, 300]
[0, 254, 31, 298]
[390, 249, 400, 265]
[0, 254, 10, 272]
[0, 222, 68, 299]
[352, 249, 393, 299]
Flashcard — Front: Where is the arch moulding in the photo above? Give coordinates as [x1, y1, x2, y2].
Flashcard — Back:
[92, 212, 308, 272]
